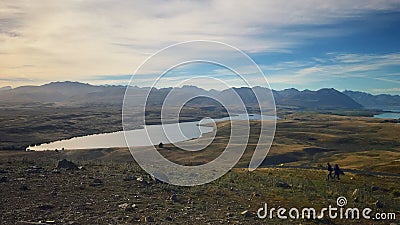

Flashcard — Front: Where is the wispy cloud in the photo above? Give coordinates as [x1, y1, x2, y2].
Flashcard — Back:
[370, 87, 400, 95]
[264, 52, 400, 86]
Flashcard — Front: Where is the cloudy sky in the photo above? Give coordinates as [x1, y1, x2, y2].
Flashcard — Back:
[1, 0, 400, 94]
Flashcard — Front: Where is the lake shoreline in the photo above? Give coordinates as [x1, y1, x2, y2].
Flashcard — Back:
[27, 114, 276, 151]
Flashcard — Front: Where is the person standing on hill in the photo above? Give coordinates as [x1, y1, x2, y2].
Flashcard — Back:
[333, 164, 342, 180]
[326, 163, 333, 180]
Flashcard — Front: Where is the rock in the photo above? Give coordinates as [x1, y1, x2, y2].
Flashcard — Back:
[37, 204, 55, 210]
[20, 184, 29, 190]
[50, 190, 57, 197]
[118, 202, 137, 212]
[0, 176, 8, 183]
[118, 203, 129, 210]
[123, 175, 137, 181]
[276, 181, 291, 188]
[165, 216, 172, 221]
[93, 178, 103, 184]
[371, 186, 389, 192]
[90, 178, 103, 187]
[136, 176, 144, 182]
[144, 216, 154, 222]
[26, 165, 44, 173]
[57, 159, 78, 170]
[392, 190, 400, 198]
[150, 172, 169, 183]
[241, 210, 252, 217]
[129, 217, 141, 223]
[374, 200, 384, 208]
[169, 194, 179, 203]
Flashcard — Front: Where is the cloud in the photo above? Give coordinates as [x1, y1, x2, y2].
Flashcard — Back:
[260, 52, 400, 88]
[0, 77, 33, 82]
[92, 74, 132, 81]
[0, 0, 400, 87]
[370, 87, 400, 95]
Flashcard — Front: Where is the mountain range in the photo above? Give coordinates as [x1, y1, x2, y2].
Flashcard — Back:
[0, 81, 398, 110]
[343, 90, 400, 110]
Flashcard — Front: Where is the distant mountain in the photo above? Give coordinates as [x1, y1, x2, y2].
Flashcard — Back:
[274, 88, 363, 109]
[343, 90, 400, 109]
[274, 88, 299, 98]
[0, 81, 373, 110]
[0, 81, 124, 105]
[0, 86, 12, 92]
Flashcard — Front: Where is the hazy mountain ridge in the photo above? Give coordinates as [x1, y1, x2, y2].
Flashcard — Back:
[0, 86, 12, 92]
[0, 81, 394, 110]
[0, 81, 125, 105]
[343, 90, 400, 109]
[275, 88, 363, 109]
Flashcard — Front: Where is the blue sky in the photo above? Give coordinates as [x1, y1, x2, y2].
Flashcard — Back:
[250, 10, 400, 93]
[0, 1, 399, 94]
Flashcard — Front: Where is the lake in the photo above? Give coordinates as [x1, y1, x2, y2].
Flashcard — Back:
[27, 114, 275, 151]
[373, 112, 400, 119]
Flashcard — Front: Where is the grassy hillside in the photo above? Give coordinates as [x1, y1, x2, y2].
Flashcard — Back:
[0, 150, 398, 224]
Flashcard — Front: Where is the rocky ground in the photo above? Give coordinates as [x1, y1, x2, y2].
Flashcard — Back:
[0, 150, 399, 225]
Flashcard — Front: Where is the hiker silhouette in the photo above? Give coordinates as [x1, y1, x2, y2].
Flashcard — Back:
[333, 164, 344, 180]
[326, 163, 333, 180]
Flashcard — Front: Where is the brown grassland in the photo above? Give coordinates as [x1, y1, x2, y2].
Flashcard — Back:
[0, 112, 399, 224]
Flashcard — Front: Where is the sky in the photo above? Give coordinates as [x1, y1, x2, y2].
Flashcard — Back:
[1, 0, 400, 94]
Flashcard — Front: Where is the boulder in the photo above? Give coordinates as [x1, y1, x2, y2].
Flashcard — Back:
[57, 159, 78, 170]
[150, 171, 169, 184]
[90, 178, 103, 187]
[144, 216, 154, 222]
[169, 194, 179, 203]
[241, 210, 252, 217]
[276, 180, 291, 189]
[374, 200, 384, 208]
